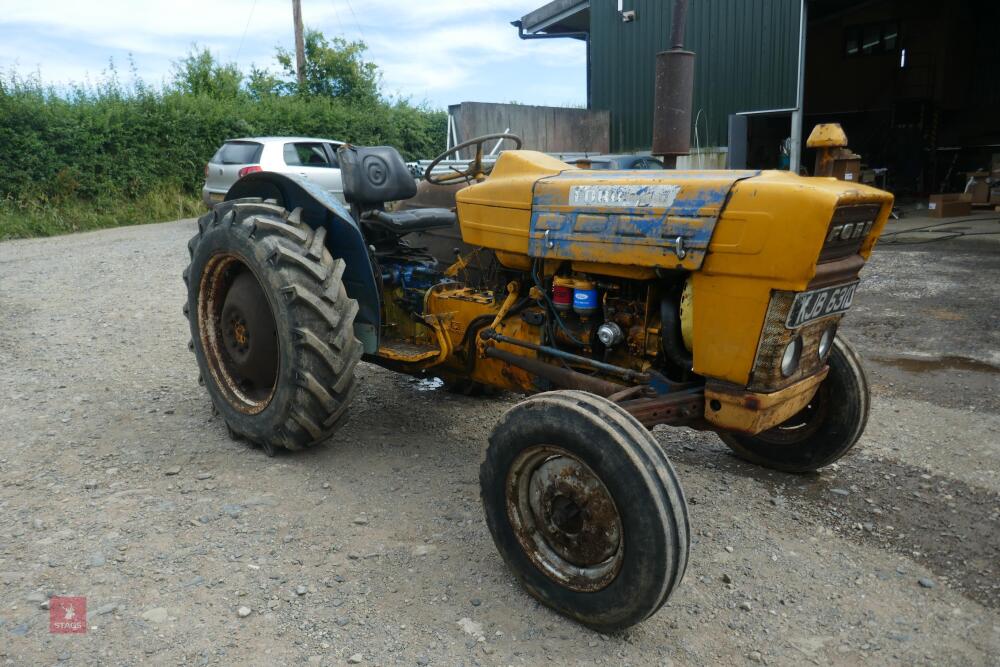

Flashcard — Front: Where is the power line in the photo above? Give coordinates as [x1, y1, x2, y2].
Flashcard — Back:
[329, 0, 347, 36]
[343, 0, 366, 42]
[235, 0, 259, 63]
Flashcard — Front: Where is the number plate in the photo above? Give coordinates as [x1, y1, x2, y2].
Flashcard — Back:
[785, 281, 859, 329]
[209, 192, 225, 202]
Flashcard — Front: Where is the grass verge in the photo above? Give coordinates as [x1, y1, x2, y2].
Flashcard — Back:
[0, 187, 204, 240]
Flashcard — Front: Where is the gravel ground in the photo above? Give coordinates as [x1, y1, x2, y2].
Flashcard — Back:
[1, 218, 998, 666]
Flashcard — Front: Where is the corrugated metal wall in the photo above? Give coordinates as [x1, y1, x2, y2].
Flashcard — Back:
[590, 0, 802, 151]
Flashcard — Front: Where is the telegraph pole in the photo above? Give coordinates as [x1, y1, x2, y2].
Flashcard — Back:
[292, 0, 306, 88]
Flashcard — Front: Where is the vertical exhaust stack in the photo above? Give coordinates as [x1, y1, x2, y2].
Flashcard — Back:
[653, 0, 695, 168]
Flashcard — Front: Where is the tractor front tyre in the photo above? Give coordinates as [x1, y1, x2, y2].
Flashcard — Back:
[719, 335, 870, 472]
[480, 390, 689, 631]
[184, 199, 362, 453]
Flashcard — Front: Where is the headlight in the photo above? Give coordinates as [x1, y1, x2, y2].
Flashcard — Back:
[818, 326, 836, 360]
[781, 336, 802, 377]
[750, 290, 846, 391]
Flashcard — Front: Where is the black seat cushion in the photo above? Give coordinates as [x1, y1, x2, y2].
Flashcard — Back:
[338, 145, 417, 205]
[362, 208, 456, 234]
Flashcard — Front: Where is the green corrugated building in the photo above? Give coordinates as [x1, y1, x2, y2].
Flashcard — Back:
[515, 0, 1000, 196]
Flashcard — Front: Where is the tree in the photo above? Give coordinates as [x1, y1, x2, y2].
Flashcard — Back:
[246, 66, 283, 100]
[171, 47, 242, 98]
[276, 30, 380, 103]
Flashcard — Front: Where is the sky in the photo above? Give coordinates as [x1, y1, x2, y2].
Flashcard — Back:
[0, 0, 587, 109]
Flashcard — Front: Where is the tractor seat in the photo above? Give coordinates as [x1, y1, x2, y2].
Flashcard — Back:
[361, 207, 456, 233]
[338, 143, 456, 235]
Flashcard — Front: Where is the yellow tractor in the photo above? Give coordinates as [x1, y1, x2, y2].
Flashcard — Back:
[184, 130, 893, 630]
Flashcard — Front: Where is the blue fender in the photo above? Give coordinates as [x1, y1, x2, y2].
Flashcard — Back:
[226, 172, 380, 354]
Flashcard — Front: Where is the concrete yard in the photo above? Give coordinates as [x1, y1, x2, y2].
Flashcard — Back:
[0, 215, 998, 665]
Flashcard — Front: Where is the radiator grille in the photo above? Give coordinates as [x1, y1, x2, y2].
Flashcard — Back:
[748, 291, 841, 392]
[819, 204, 882, 262]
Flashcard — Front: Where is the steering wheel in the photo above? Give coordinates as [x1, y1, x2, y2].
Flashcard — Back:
[424, 133, 523, 185]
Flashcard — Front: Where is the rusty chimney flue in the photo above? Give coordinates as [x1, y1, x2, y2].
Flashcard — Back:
[652, 0, 695, 168]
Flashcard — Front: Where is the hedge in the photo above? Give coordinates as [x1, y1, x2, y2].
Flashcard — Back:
[0, 76, 447, 205]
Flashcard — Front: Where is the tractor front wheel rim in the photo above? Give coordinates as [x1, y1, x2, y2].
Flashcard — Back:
[506, 445, 624, 592]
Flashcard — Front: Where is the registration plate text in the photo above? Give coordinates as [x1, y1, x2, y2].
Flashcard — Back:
[785, 282, 859, 328]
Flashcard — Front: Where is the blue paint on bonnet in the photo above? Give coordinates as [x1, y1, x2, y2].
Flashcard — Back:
[527, 169, 760, 268]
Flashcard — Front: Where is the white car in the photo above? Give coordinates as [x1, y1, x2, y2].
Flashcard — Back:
[202, 136, 346, 207]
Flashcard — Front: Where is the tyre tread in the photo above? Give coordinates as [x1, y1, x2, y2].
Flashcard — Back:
[185, 201, 361, 452]
[482, 390, 690, 631]
[719, 335, 870, 472]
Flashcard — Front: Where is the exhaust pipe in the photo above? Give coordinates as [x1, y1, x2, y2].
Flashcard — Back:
[652, 0, 695, 168]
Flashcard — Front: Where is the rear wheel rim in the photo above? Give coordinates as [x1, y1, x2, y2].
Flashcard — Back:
[506, 445, 624, 592]
[197, 253, 279, 414]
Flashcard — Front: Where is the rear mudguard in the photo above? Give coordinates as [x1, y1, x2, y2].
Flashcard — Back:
[226, 172, 380, 353]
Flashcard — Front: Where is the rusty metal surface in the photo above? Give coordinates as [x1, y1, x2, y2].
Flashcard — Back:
[526, 168, 758, 271]
[620, 391, 704, 428]
[375, 312, 454, 370]
[220, 271, 279, 392]
[506, 445, 624, 592]
[483, 347, 624, 397]
[197, 253, 278, 415]
[652, 0, 692, 160]
[813, 145, 860, 179]
[605, 385, 645, 403]
[703, 369, 827, 435]
[669, 0, 689, 49]
[749, 383, 830, 445]
[481, 329, 651, 384]
[652, 49, 695, 159]
[747, 292, 838, 393]
[808, 254, 866, 289]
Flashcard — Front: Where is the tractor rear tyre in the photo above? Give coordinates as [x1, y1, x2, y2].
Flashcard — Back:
[719, 335, 869, 472]
[184, 199, 362, 453]
[480, 390, 689, 631]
